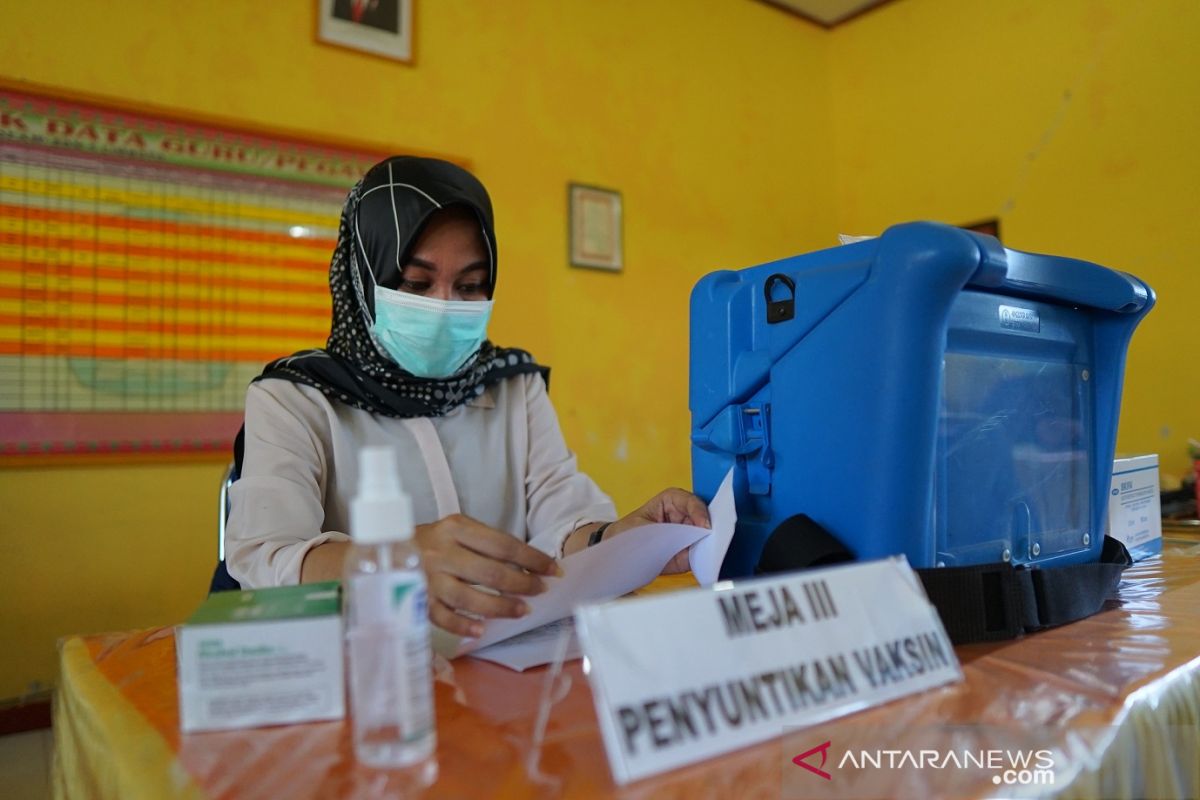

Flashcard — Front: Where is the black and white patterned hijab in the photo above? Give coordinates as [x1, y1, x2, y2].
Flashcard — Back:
[255, 156, 543, 418]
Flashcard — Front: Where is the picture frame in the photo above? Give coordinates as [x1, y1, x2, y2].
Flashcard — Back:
[569, 183, 623, 272]
[316, 0, 413, 64]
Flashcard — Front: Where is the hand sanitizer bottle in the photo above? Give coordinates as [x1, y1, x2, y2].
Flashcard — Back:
[345, 446, 436, 773]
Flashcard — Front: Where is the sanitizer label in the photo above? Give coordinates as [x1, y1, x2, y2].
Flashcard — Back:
[347, 570, 434, 743]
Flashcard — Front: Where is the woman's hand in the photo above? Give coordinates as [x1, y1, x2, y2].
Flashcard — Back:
[608, 488, 711, 574]
[415, 514, 561, 638]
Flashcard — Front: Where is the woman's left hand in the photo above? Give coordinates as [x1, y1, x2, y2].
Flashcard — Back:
[607, 487, 711, 574]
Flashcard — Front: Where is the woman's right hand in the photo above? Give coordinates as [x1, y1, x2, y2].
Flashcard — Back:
[415, 514, 561, 638]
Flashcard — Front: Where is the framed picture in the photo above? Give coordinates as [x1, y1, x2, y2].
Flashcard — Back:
[569, 183, 623, 271]
[316, 0, 413, 63]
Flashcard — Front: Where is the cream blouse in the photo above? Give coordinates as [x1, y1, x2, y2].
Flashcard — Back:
[226, 372, 617, 588]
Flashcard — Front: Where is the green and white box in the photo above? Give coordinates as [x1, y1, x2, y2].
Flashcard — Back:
[177, 582, 344, 733]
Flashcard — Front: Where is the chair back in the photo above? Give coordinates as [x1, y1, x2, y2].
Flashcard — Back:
[217, 461, 237, 561]
[209, 451, 242, 594]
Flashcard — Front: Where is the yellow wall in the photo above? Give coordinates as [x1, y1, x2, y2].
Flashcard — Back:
[830, 0, 1200, 478]
[0, 1, 833, 698]
[3, 0, 1196, 701]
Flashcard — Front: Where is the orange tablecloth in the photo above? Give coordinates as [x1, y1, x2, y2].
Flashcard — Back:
[54, 546, 1200, 799]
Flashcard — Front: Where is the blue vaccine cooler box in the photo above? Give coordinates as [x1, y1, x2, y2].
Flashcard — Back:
[690, 222, 1154, 580]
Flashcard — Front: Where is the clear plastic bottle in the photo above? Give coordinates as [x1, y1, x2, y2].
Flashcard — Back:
[344, 446, 436, 774]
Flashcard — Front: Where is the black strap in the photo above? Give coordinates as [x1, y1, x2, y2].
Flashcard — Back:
[755, 514, 1132, 644]
[755, 514, 856, 573]
[916, 535, 1131, 643]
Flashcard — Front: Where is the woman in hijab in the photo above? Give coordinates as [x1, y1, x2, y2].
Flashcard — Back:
[225, 156, 709, 637]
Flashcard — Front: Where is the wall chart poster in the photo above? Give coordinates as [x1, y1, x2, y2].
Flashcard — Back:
[0, 84, 393, 463]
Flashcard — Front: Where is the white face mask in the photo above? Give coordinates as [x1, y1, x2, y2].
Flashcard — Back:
[371, 287, 493, 378]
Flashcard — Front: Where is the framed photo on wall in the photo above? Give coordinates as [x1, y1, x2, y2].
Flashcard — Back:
[569, 183, 623, 272]
[316, 0, 413, 63]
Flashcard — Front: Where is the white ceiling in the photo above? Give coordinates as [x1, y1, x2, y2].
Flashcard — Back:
[758, 0, 895, 28]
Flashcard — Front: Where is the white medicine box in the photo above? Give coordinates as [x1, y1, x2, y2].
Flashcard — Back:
[1106, 454, 1162, 561]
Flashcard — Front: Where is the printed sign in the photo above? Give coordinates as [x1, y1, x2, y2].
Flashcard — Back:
[575, 557, 962, 785]
[0, 89, 382, 186]
[0, 85, 400, 461]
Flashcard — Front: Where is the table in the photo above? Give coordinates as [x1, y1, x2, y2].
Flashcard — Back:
[54, 543, 1200, 799]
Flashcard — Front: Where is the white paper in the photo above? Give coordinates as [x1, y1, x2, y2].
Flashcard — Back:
[455, 520, 711, 655]
[688, 468, 737, 587]
[455, 472, 737, 658]
[838, 233, 877, 245]
[468, 618, 582, 672]
[575, 557, 963, 785]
